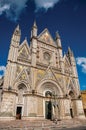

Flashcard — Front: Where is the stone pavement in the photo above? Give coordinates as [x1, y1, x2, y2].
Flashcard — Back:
[0, 119, 86, 130]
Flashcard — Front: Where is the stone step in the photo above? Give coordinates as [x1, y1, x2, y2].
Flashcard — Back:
[0, 119, 86, 130]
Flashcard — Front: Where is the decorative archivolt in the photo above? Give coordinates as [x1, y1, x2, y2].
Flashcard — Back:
[36, 79, 64, 97]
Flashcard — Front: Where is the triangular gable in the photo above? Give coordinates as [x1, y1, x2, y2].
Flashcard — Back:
[38, 28, 56, 46]
[18, 39, 30, 59]
[15, 68, 31, 84]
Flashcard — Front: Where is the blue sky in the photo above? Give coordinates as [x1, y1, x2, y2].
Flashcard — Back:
[0, 0, 86, 90]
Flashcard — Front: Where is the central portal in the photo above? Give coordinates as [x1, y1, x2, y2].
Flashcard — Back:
[45, 101, 52, 120]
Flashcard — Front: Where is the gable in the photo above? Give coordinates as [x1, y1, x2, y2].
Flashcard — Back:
[18, 39, 29, 60]
[38, 29, 56, 46]
[15, 67, 31, 85]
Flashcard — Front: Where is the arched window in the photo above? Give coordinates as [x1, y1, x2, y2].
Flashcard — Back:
[45, 91, 52, 97]
[69, 91, 75, 98]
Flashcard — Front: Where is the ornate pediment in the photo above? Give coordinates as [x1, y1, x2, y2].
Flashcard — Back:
[18, 39, 30, 60]
[38, 29, 56, 46]
[15, 67, 31, 85]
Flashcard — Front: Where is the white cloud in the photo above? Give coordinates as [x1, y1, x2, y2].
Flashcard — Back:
[34, 0, 60, 12]
[0, 66, 6, 79]
[0, 0, 61, 21]
[76, 57, 86, 73]
[0, 0, 28, 21]
[0, 4, 10, 15]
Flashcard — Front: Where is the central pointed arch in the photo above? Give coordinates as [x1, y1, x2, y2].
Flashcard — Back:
[36, 79, 64, 120]
[36, 79, 63, 96]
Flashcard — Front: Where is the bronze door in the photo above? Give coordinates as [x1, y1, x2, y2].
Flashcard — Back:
[45, 101, 52, 120]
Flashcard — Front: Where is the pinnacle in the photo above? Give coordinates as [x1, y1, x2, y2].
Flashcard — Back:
[68, 46, 73, 56]
[68, 47, 72, 53]
[13, 24, 21, 35]
[56, 31, 60, 39]
[16, 24, 20, 31]
[33, 20, 37, 28]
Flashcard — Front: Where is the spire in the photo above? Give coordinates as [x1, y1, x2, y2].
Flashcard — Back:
[8, 25, 21, 62]
[55, 31, 62, 49]
[68, 47, 73, 56]
[31, 20, 37, 38]
[13, 24, 21, 36]
[16, 24, 19, 30]
[56, 31, 60, 39]
[33, 20, 37, 28]
[11, 25, 21, 47]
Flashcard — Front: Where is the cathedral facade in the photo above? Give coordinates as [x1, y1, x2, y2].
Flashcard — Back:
[0, 22, 85, 120]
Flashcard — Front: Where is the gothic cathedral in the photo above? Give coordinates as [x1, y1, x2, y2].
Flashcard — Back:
[0, 22, 85, 120]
